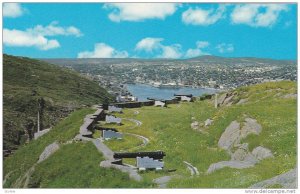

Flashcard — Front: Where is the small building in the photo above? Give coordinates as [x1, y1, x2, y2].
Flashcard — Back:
[136, 156, 164, 171]
[102, 130, 123, 140]
[116, 95, 138, 102]
[105, 115, 122, 124]
[174, 94, 193, 102]
[180, 96, 192, 102]
[154, 100, 166, 107]
[108, 105, 123, 113]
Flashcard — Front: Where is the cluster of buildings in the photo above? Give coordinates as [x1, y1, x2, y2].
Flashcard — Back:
[67, 58, 296, 98]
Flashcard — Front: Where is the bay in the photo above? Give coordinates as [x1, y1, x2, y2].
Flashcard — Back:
[126, 84, 218, 101]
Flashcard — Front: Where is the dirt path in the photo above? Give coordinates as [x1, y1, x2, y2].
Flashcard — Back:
[123, 118, 142, 127]
[153, 176, 173, 188]
[124, 132, 149, 146]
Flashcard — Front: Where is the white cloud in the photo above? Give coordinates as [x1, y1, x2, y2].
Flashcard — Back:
[185, 41, 210, 58]
[216, 43, 234, 53]
[27, 21, 83, 37]
[182, 5, 226, 26]
[231, 4, 289, 27]
[135, 37, 163, 52]
[3, 3, 24, 18]
[3, 29, 60, 50]
[103, 3, 179, 22]
[160, 44, 182, 59]
[78, 43, 129, 58]
[135, 37, 182, 59]
[3, 22, 82, 50]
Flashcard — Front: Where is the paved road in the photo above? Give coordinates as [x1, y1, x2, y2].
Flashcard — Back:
[92, 138, 114, 160]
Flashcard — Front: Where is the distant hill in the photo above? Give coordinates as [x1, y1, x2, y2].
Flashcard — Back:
[42, 55, 296, 66]
[3, 54, 113, 152]
[186, 55, 295, 65]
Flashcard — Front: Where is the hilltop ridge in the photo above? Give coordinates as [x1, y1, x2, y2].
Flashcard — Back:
[3, 54, 113, 152]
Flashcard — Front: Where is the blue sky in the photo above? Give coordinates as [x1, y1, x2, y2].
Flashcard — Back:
[3, 3, 297, 60]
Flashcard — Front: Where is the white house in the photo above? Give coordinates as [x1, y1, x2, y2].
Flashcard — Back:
[154, 100, 166, 107]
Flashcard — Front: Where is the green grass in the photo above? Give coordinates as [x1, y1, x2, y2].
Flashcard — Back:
[4, 81, 296, 188]
[3, 108, 94, 188]
[29, 142, 153, 188]
[100, 81, 296, 188]
[104, 134, 144, 152]
[3, 54, 113, 151]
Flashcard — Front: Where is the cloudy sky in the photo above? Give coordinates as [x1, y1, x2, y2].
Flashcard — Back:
[3, 3, 297, 59]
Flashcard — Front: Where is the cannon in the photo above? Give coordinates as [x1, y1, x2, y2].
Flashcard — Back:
[113, 151, 166, 160]
[174, 94, 193, 97]
[97, 127, 118, 132]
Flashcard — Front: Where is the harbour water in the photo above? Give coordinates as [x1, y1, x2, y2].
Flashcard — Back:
[126, 84, 218, 101]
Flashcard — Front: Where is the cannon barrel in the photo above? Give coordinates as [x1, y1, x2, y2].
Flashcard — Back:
[113, 151, 166, 159]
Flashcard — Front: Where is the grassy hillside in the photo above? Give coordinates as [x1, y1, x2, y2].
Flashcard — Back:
[99, 81, 297, 188]
[3, 108, 151, 188]
[3, 81, 296, 188]
[3, 54, 113, 151]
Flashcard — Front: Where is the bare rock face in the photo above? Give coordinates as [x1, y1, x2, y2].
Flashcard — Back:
[207, 118, 273, 174]
[231, 148, 248, 161]
[217, 93, 227, 105]
[218, 121, 241, 150]
[252, 146, 273, 160]
[223, 95, 234, 105]
[249, 168, 297, 189]
[282, 93, 297, 99]
[38, 142, 60, 163]
[240, 118, 262, 139]
[207, 160, 256, 174]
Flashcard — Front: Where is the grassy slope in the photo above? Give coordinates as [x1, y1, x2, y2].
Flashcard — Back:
[3, 108, 94, 187]
[30, 142, 152, 188]
[100, 81, 296, 188]
[3, 54, 112, 150]
[4, 108, 151, 188]
[4, 81, 296, 188]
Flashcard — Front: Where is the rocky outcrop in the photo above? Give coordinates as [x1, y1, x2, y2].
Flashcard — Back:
[240, 118, 262, 139]
[215, 92, 237, 107]
[207, 118, 273, 174]
[218, 118, 262, 151]
[191, 121, 200, 130]
[204, 119, 213, 127]
[249, 168, 297, 189]
[207, 160, 256, 174]
[282, 93, 297, 99]
[218, 121, 241, 151]
[38, 142, 60, 163]
[252, 146, 273, 160]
